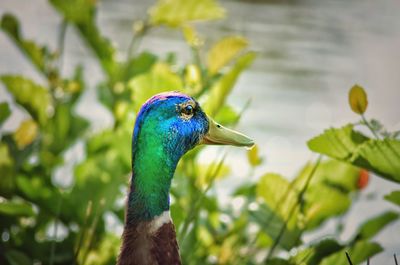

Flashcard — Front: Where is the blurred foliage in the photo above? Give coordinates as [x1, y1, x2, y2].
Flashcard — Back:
[0, 1, 398, 265]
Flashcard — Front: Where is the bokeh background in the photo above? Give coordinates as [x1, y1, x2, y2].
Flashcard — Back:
[0, 0, 399, 264]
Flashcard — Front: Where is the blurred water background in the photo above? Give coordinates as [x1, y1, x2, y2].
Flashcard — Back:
[1, 0, 399, 263]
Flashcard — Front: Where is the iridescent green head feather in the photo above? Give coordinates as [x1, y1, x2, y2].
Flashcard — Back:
[127, 92, 254, 224]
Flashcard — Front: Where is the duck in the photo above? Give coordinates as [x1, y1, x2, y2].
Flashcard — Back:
[117, 91, 254, 265]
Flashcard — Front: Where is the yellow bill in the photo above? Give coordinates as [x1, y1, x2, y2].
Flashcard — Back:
[200, 117, 254, 148]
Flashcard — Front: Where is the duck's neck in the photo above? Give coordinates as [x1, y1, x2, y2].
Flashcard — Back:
[118, 129, 183, 265]
[126, 130, 182, 225]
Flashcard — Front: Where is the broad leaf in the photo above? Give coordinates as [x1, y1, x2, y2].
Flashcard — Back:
[354, 211, 398, 241]
[0, 200, 35, 216]
[291, 239, 343, 265]
[384, 190, 400, 207]
[256, 173, 299, 229]
[293, 159, 360, 193]
[207, 36, 248, 74]
[304, 185, 351, 230]
[149, 0, 225, 27]
[308, 124, 400, 183]
[1, 75, 51, 125]
[307, 124, 368, 160]
[202, 51, 256, 117]
[320, 241, 382, 265]
[357, 139, 400, 182]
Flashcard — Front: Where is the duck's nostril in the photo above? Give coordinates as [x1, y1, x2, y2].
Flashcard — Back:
[217, 124, 221, 128]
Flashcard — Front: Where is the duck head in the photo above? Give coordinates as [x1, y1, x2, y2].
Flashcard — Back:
[128, 91, 254, 223]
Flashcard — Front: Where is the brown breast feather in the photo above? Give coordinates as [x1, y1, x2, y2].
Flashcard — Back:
[117, 221, 181, 265]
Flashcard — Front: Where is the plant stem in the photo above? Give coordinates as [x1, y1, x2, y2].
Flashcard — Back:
[394, 254, 398, 265]
[345, 252, 353, 265]
[178, 153, 227, 242]
[264, 155, 322, 264]
[361, 114, 380, 139]
[57, 19, 68, 73]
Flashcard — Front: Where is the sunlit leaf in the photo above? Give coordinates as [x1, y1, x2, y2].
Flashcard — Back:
[291, 239, 343, 265]
[13, 119, 38, 149]
[1, 75, 51, 125]
[0, 200, 34, 216]
[128, 63, 183, 112]
[320, 241, 382, 265]
[308, 124, 400, 183]
[357, 139, 400, 182]
[202, 51, 256, 117]
[247, 144, 262, 166]
[182, 24, 203, 48]
[207, 36, 248, 74]
[304, 185, 351, 229]
[355, 211, 398, 241]
[384, 190, 400, 207]
[293, 160, 360, 194]
[149, 0, 225, 27]
[214, 104, 239, 125]
[349, 84, 368, 114]
[307, 124, 368, 160]
[0, 102, 11, 126]
[256, 173, 298, 228]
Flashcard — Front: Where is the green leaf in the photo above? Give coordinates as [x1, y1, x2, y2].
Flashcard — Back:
[207, 36, 248, 74]
[0, 102, 11, 126]
[256, 173, 299, 228]
[384, 190, 400, 207]
[357, 139, 400, 182]
[308, 124, 400, 183]
[149, 0, 225, 27]
[128, 63, 183, 112]
[202, 51, 256, 117]
[1, 13, 50, 75]
[0, 200, 35, 216]
[307, 124, 368, 161]
[304, 185, 351, 230]
[294, 160, 360, 193]
[320, 241, 382, 265]
[349, 84, 368, 114]
[355, 211, 398, 241]
[1, 75, 51, 125]
[4, 249, 32, 265]
[291, 239, 343, 265]
[214, 104, 239, 125]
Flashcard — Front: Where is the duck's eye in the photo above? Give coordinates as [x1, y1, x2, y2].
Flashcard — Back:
[181, 105, 194, 116]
